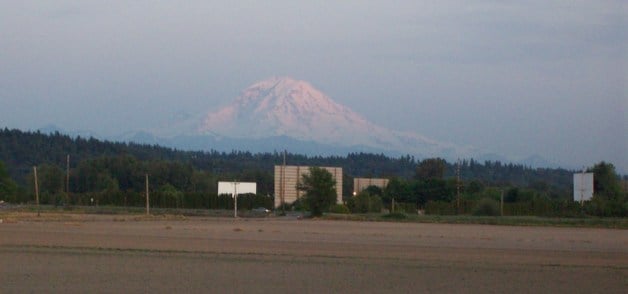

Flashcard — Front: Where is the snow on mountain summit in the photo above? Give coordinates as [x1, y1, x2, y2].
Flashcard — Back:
[199, 77, 369, 140]
[197, 77, 467, 157]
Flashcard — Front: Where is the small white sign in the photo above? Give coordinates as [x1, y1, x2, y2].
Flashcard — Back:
[218, 182, 257, 196]
[573, 173, 594, 202]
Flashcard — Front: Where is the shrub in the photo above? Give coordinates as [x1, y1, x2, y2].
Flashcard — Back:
[348, 192, 383, 213]
[276, 202, 292, 212]
[329, 204, 350, 214]
[382, 212, 407, 219]
[583, 196, 628, 217]
[472, 198, 500, 216]
[394, 202, 418, 214]
[424, 201, 455, 215]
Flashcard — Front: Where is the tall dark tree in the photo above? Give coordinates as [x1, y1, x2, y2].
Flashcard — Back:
[299, 167, 337, 217]
[416, 158, 447, 180]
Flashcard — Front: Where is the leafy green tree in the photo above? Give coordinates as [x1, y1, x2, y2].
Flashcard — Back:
[157, 183, 184, 208]
[190, 170, 216, 193]
[365, 185, 383, 197]
[589, 162, 622, 200]
[383, 177, 413, 204]
[299, 167, 337, 217]
[26, 164, 65, 205]
[96, 172, 119, 192]
[95, 172, 120, 205]
[39, 164, 65, 196]
[505, 187, 520, 203]
[477, 187, 501, 201]
[466, 180, 485, 195]
[0, 160, 18, 202]
[413, 178, 456, 208]
[582, 162, 627, 217]
[347, 191, 383, 213]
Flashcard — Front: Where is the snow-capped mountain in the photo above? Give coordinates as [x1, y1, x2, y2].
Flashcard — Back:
[37, 77, 562, 168]
[195, 77, 471, 158]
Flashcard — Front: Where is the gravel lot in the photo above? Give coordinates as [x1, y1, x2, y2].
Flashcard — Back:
[1, 213, 626, 293]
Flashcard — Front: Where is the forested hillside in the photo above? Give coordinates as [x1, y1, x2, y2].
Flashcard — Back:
[1, 128, 574, 188]
[1, 128, 584, 211]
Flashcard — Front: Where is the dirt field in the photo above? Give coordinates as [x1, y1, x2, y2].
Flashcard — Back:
[1, 213, 626, 293]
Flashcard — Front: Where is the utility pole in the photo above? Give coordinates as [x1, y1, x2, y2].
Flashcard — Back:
[500, 189, 504, 216]
[233, 180, 239, 218]
[456, 159, 461, 214]
[579, 167, 586, 206]
[66, 154, 70, 205]
[33, 166, 40, 217]
[281, 150, 286, 214]
[145, 174, 150, 215]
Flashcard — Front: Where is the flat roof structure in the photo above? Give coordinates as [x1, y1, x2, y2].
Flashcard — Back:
[274, 165, 342, 208]
[353, 178, 389, 195]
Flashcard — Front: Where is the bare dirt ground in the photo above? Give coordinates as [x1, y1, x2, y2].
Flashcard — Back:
[1, 213, 626, 293]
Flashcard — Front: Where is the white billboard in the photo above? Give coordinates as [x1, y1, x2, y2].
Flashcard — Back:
[218, 182, 257, 197]
[573, 173, 594, 202]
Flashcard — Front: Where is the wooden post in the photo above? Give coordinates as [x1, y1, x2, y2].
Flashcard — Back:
[281, 150, 286, 213]
[500, 189, 504, 217]
[33, 166, 40, 217]
[579, 168, 586, 206]
[392, 198, 395, 213]
[233, 181, 238, 218]
[145, 174, 150, 215]
[456, 160, 460, 214]
[66, 154, 70, 204]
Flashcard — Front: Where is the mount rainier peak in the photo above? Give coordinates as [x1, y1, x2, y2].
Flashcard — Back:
[197, 77, 468, 158]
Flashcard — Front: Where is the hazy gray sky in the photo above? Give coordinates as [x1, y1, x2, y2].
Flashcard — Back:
[1, 1, 626, 171]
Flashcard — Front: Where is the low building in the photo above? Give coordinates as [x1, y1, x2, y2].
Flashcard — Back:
[353, 178, 389, 195]
[274, 165, 343, 208]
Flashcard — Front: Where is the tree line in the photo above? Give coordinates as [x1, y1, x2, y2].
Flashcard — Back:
[0, 128, 625, 216]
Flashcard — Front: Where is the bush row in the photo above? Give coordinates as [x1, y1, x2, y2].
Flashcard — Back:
[16, 191, 273, 210]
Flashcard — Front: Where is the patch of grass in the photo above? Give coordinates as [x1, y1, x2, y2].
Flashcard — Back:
[321, 213, 628, 229]
[3, 204, 626, 229]
[1, 205, 248, 220]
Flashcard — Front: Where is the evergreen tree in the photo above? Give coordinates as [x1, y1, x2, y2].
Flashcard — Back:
[416, 158, 446, 180]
